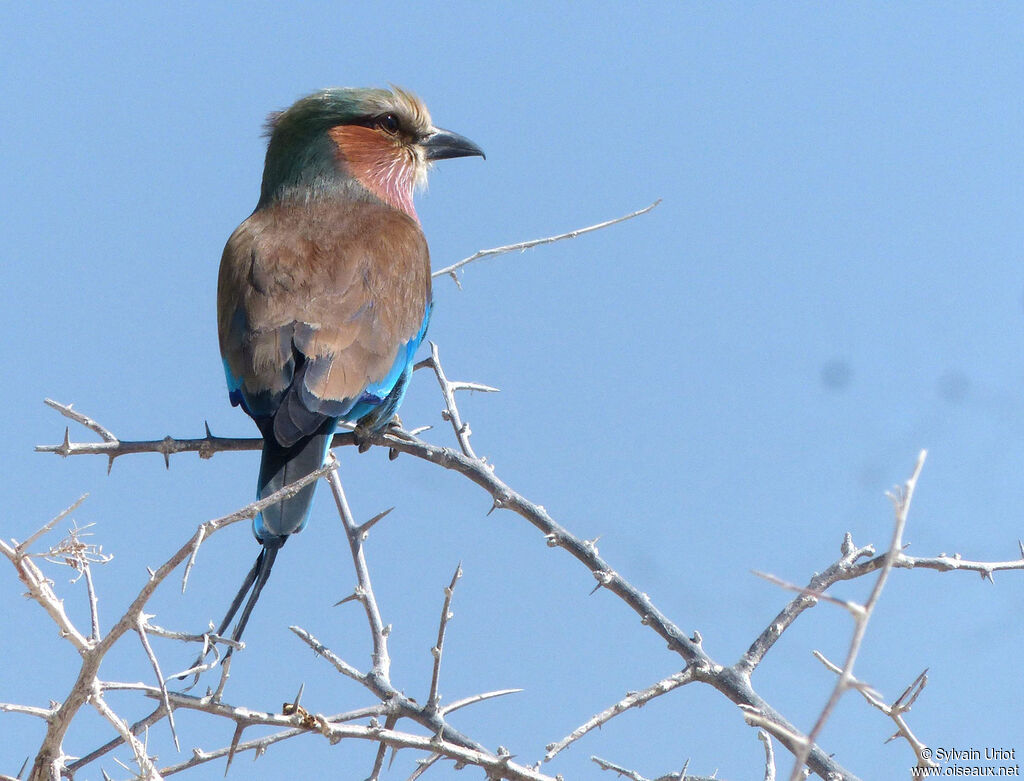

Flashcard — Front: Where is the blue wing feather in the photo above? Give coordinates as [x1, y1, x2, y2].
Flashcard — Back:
[343, 304, 431, 429]
[223, 304, 429, 542]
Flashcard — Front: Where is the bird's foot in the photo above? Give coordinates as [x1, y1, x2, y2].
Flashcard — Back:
[352, 425, 373, 453]
[353, 415, 404, 454]
[385, 416, 404, 460]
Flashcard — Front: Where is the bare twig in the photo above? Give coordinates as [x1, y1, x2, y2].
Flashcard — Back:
[592, 755, 652, 781]
[157, 718, 557, 781]
[14, 494, 88, 554]
[739, 534, 876, 674]
[82, 560, 101, 642]
[591, 755, 723, 781]
[428, 564, 463, 712]
[0, 703, 55, 720]
[66, 704, 167, 774]
[325, 459, 392, 679]
[418, 343, 497, 459]
[441, 688, 522, 717]
[33, 390, 859, 779]
[759, 730, 776, 781]
[136, 615, 179, 751]
[44, 398, 117, 442]
[367, 714, 398, 781]
[750, 570, 863, 614]
[812, 653, 934, 769]
[406, 752, 442, 781]
[6, 462, 334, 781]
[788, 450, 928, 780]
[431, 201, 661, 284]
[545, 669, 694, 761]
[89, 683, 160, 780]
[35, 399, 263, 468]
[0, 533, 91, 652]
[289, 625, 482, 752]
[160, 624, 547, 780]
[889, 550, 1024, 579]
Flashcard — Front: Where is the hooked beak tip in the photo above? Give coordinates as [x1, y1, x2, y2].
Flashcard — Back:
[423, 128, 485, 162]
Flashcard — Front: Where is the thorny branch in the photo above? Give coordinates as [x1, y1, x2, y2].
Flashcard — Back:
[428, 564, 462, 712]
[141, 683, 548, 780]
[812, 653, 933, 769]
[1, 464, 334, 781]
[21, 359, 1024, 779]
[325, 459, 393, 680]
[24, 377, 1024, 781]
[788, 450, 925, 781]
[590, 755, 721, 781]
[544, 669, 695, 761]
[760, 730, 777, 781]
[431, 200, 660, 285]
[4, 456, 542, 780]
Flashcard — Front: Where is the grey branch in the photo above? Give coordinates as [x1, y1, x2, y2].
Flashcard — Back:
[441, 688, 523, 717]
[159, 721, 558, 781]
[759, 730, 777, 781]
[812, 653, 934, 769]
[416, 342, 497, 460]
[428, 563, 463, 712]
[88, 685, 159, 780]
[545, 669, 694, 761]
[325, 460, 392, 679]
[431, 200, 660, 284]
[16, 493, 88, 553]
[788, 450, 927, 781]
[4, 464, 334, 781]
[289, 625, 483, 753]
[136, 615, 179, 751]
[27, 360, 1024, 778]
[738, 509, 1024, 683]
[591, 755, 723, 781]
[36, 399, 264, 469]
[85, 681, 551, 780]
[33, 395, 854, 778]
[0, 703, 55, 720]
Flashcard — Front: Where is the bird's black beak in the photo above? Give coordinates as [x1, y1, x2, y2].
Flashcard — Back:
[423, 128, 485, 161]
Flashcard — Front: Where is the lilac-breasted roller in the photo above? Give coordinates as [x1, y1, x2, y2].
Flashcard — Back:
[212, 87, 483, 651]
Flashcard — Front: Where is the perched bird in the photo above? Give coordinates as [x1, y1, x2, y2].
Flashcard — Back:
[211, 86, 483, 654]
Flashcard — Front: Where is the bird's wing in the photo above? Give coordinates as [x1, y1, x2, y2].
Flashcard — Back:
[217, 199, 431, 446]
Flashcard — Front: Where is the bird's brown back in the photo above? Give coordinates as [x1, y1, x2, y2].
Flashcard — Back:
[217, 198, 431, 410]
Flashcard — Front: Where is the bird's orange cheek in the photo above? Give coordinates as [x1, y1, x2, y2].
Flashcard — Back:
[329, 126, 396, 186]
[329, 125, 419, 220]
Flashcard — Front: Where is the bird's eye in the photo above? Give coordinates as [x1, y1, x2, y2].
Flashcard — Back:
[377, 114, 401, 134]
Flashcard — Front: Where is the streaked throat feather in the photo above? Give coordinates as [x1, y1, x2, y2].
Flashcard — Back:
[328, 125, 424, 222]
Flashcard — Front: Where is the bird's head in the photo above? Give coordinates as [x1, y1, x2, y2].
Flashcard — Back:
[258, 86, 484, 221]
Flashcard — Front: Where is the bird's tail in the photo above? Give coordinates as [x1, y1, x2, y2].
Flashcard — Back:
[180, 540, 282, 677]
[255, 418, 336, 542]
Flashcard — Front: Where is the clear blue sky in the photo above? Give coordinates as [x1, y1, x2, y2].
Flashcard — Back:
[3, 3, 1023, 779]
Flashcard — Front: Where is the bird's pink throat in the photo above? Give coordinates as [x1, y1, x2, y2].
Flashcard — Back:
[329, 126, 419, 222]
